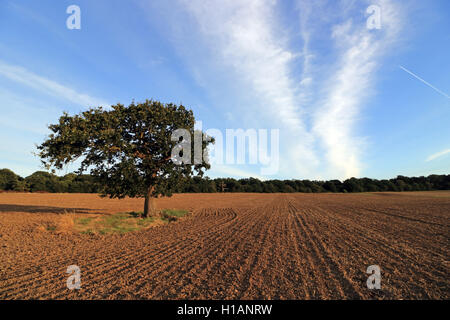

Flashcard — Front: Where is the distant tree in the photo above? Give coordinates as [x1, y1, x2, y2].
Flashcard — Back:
[394, 178, 408, 191]
[225, 179, 241, 192]
[444, 175, 450, 189]
[14, 178, 27, 192]
[270, 180, 284, 192]
[285, 180, 297, 191]
[37, 100, 213, 217]
[25, 171, 59, 192]
[294, 180, 307, 192]
[343, 178, 364, 193]
[263, 183, 277, 193]
[208, 180, 217, 193]
[62, 173, 100, 193]
[0, 169, 19, 191]
[282, 185, 295, 193]
[386, 180, 398, 191]
[323, 180, 338, 192]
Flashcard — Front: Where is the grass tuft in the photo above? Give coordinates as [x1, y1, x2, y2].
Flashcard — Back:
[72, 209, 187, 235]
[46, 224, 56, 231]
[161, 209, 189, 223]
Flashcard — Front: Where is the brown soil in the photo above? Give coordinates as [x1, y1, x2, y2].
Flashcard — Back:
[0, 192, 448, 299]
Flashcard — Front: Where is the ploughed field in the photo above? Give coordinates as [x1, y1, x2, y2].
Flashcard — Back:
[0, 192, 448, 299]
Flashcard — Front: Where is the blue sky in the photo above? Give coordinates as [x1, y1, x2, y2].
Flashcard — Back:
[0, 0, 449, 180]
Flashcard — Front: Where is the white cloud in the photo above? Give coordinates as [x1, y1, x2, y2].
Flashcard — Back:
[426, 149, 450, 162]
[311, 0, 403, 179]
[0, 60, 109, 108]
[179, 0, 318, 178]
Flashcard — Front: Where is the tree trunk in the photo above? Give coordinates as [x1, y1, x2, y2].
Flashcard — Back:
[143, 186, 156, 218]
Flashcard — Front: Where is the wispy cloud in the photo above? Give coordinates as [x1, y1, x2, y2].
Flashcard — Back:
[426, 149, 450, 162]
[178, 0, 318, 178]
[0, 60, 109, 108]
[311, 0, 403, 179]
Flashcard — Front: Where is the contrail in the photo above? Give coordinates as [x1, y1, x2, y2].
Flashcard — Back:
[399, 65, 450, 100]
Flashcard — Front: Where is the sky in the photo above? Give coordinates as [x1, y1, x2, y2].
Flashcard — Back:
[0, 0, 449, 181]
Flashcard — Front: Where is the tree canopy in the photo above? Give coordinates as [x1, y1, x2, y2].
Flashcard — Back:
[0, 169, 20, 191]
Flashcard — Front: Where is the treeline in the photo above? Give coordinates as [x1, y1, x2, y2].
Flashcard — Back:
[0, 169, 100, 193]
[176, 175, 450, 193]
[1, 168, 449, 194]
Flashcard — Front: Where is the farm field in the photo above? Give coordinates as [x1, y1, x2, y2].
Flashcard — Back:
[0, 192, 449, 300]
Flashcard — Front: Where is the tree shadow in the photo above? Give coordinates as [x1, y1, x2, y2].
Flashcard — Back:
[0, 204, 102, 215]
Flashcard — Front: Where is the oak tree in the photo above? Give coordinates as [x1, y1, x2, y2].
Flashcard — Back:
[37, 100, 213, 217]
